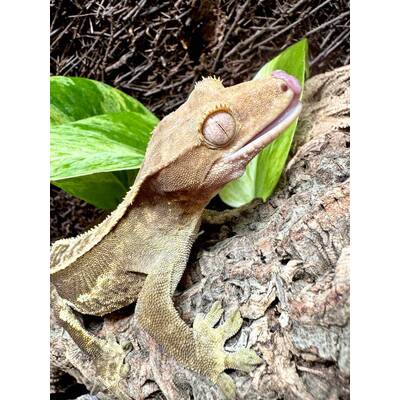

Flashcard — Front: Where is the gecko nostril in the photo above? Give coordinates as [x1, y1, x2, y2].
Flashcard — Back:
[272, 70, 301, 96]
[280, 83, 288, 92]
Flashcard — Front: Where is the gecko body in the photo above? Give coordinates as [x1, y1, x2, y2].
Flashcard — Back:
[51, 71, 302, 399]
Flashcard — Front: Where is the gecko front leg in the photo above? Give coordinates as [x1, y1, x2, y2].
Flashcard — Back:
[53, 294, 132, 399]
[136, 253, 262, 399]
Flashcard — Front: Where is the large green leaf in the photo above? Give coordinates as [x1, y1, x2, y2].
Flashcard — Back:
[54, 170, 138, 211]
[51, 111, 155, 180]
[50, 76, 159, 209]
[219, 39, 309, 207]
[51, 111, 156, 209]
[50, 76, 158, 127]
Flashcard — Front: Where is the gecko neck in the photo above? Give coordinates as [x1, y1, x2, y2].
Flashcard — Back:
[125, 187, 208, 262]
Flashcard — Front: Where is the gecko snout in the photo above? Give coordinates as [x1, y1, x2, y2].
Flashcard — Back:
[271, 70, 302, 97]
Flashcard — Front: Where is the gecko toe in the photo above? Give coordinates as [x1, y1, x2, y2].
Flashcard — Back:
[204, 300, 224, 327]
[120, 339, 133, 352]
[216, 372, 236, 400]
[225, 348, 262, 372]
[216, 308, 242, 340]
[120, 363, 131, 378]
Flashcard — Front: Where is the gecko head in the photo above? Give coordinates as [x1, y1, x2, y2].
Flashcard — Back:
[141, 71, 302, 203]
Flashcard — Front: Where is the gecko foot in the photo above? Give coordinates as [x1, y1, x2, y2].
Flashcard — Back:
[193, 301, 262, 399]
[92, 334, 132, 400]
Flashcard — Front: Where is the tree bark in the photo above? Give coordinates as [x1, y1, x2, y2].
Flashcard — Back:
[51, 65, 350, 400]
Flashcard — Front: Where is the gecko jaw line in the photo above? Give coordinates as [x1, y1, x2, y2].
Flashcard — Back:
[225, 100, 302, 165]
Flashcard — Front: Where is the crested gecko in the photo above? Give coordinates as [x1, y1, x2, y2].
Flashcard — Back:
[51, 70, 302, 399]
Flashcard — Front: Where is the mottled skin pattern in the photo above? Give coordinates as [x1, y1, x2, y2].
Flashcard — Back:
[51, 72, 302, 399]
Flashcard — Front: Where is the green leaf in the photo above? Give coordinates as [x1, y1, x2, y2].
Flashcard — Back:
[53, 170, 138, 210]
[51, 111, 155, 180]
[50, 76, 159, 209]
[50, 76, 158, 127]
[219, 38, 309, 207]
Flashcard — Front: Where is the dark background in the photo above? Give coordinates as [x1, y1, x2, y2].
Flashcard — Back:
[50, 0, 350, 242]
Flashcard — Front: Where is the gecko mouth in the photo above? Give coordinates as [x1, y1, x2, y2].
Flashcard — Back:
[223, 97, 302, 166]
[244, 98, 301, 147]
[223, 71, 302, 167]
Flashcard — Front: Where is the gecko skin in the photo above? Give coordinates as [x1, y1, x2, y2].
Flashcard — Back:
[51, 71, 302, 399]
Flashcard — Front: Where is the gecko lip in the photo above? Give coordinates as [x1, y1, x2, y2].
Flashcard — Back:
[224, 94, 302, 166]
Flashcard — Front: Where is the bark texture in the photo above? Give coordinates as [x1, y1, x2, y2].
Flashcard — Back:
[51, 65, 350, 400]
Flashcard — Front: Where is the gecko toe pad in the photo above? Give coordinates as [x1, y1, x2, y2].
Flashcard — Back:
[93, 335, 132, 399]
[193, 301, 262, 399]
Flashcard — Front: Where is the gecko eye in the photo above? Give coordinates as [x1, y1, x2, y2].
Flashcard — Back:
[202, 111, 236, 148]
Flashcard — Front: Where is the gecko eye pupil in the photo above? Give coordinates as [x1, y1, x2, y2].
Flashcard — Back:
[202, 111, 235, 147]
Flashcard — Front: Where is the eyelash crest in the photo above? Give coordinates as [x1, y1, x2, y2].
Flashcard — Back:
[197, 103, 233, 137]
[194, 76, 223, 89]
